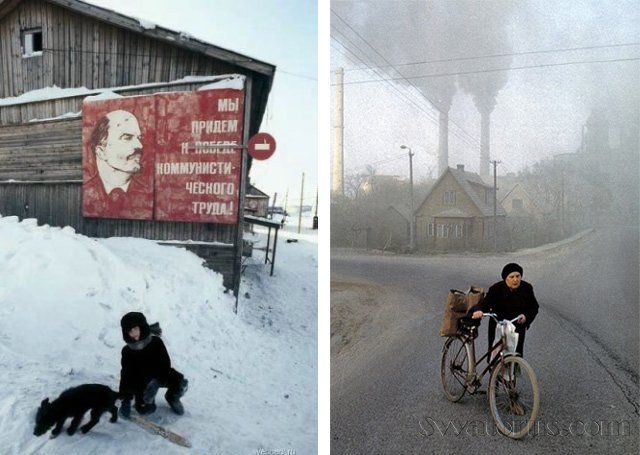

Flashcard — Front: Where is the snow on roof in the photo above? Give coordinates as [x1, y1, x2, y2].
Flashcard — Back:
[137, 19, 156, 30]
[28, 111, 82, 122]
[196, 74, 245, 91]
[0, 74, 245, 107]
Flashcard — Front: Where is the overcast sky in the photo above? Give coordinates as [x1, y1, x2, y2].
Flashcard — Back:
[330, 0, 639, 183]
[84, 0, 318, 210]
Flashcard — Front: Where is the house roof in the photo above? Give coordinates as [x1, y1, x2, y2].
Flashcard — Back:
[0, 0, 276, 78]
[246, 185, 269, 199]
[416, 166, 506, 217]
[500, 181, 554, 214]
[449, 168, 506, 216]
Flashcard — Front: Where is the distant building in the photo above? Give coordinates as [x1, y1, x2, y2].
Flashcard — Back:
[499, 181, 555, 248]
[245, 185, 270, 218]
[414, 165, 506, 251]
[360, 175, 404, 194]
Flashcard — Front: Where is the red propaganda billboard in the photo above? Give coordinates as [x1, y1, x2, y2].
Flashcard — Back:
[82, 95, 156, 220]
[155, 89, 244, 223]
[82, 87, 244, 224]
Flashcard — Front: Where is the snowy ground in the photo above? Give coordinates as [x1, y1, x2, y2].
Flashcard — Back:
[0, 213, 317, 454]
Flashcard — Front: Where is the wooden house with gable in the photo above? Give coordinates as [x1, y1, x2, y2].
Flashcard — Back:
[499, 181, 554, 249]
[414, 165, 506, 251]
[0, 0, 275, 291]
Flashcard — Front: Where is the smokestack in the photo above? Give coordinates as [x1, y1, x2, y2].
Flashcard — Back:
[438, 110, 449, 176]
[332, 68, 344, 196]
[480, 111, 490, 178]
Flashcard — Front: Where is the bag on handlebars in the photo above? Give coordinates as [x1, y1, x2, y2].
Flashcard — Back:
[497, 321, 519, 353]
[438, 286, 484, 337]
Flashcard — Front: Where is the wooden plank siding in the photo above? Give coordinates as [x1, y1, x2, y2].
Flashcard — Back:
[0, 0, 275, 289]
[0, 180, 237, 286]
[0, 0, 271, 133]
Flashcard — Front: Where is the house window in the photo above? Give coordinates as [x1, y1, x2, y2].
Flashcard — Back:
[428, 223, 435, 237]
[512, 199, 524, 210]
[454, 224, 464, 238]
[436, 224, 449, 238]
[443, 191, 456, 205]
[22, 28, 43, 57]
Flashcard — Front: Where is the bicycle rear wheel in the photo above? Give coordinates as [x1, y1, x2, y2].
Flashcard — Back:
[440, 336, 470, 402]
[488, 355, 540, 439]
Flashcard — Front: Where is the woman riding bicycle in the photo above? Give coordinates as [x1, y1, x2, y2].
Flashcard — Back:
[471, 263, 539, 357]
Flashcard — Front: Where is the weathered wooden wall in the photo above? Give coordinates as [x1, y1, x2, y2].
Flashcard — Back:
[0, 180, 238, 284]
[0, 118, 82, 180]
[0, 0, 270, 131]
[0, 0, 275, 289]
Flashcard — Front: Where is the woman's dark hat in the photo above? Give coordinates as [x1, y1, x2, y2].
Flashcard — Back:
[501, 263, 523, 280]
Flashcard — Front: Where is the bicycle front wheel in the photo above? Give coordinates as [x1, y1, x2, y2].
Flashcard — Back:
[488, 355, 540, 439]
[440, 336, 470, 402]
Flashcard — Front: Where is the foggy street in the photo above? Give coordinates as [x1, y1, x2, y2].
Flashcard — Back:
[330, 226, 639, 454]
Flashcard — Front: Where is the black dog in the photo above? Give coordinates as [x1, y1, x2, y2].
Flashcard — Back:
[34, 384, 119, 437]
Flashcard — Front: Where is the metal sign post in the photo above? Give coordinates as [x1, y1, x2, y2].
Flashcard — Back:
[233, 77, 253, 313]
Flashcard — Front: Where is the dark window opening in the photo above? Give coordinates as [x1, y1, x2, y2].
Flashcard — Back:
[22, 28, 43, 57]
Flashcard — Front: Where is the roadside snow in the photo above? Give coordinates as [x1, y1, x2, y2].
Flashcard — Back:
[0, 214, 317, 454]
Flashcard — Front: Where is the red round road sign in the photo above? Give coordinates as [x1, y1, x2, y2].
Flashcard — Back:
[247, 133, 276, 160]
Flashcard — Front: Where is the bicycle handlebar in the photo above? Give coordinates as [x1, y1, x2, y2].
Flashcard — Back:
[482, 313, 521, 324]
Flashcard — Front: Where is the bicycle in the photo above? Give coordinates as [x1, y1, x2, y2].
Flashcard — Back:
[440, 313, 540, 439]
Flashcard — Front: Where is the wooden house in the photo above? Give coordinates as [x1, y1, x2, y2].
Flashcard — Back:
[0, 0, 275, 291]
[414, 165, 506, 251]
[499, 181, 554, 248]
[245, 184, 270, 218]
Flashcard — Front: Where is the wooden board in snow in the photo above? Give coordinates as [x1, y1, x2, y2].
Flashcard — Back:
[130, 414, 192, 448]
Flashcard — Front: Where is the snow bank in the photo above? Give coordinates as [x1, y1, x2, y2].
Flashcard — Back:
[0, 214, 317, 454]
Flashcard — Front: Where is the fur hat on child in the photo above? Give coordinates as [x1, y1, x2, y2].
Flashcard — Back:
[120, 312, 151, 344]
[501, 263, 523, 280]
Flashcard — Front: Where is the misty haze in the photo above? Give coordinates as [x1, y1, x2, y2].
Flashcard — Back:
[330, 1, 638, 453]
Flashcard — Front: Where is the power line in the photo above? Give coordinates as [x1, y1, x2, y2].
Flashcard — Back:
[335, 56, 640, 86]
[331, 35, 481, 152]
[342, 42, 640, 72]
[330, 28, 439, 118]
[331, 31, 452, 144]
[332, 8, 446, 110]
[277, 70, 317, 81]
[331, 27, 482, 151]
[332, 8, 508, 151]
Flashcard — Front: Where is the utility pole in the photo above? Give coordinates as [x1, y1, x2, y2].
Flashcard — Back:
[332, 68, 344, 196]
[283, 189, 289, 216]
[491, 160, 501, 251]
[401, 145, 415, 250]
[298, 172, 305, 234]
[270, 192, 278, 219]
[560, 167, 565, 237]
[313, 187, 318, 230]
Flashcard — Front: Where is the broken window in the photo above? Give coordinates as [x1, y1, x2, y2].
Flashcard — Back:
[22, 28, 43, 57]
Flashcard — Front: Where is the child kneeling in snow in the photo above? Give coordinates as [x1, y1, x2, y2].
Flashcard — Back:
[118, 312, 188, 418]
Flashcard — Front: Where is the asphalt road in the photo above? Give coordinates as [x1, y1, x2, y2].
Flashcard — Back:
[331, 226, 639, 454]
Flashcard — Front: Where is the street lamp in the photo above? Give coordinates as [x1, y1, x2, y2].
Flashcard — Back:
[400, 145, 415, 251]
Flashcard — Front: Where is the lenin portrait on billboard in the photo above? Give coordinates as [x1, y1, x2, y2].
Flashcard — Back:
[82, 96, 155, 220]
